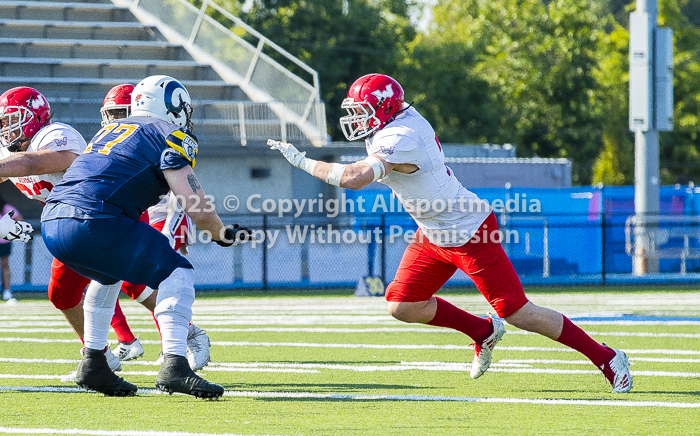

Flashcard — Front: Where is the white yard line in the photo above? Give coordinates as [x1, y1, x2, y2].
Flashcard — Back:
[0, 427, 286, 436]
[1, 337, 699, 355]
[0, 386, 698, 409]
[2, 326, 700, 339]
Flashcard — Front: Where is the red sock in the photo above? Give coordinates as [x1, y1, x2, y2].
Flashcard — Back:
[556, 316, 615, 367]
[152, 312, 162, 345]
[427, 297, 493, 343]
[110, 299, 136, 344]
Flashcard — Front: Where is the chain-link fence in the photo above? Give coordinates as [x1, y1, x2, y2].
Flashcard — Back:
[11, 198, 700, 292]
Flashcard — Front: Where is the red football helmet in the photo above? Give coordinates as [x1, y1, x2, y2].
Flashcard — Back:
[0, 87, 51, 151]
[101, 84, 134, 126]
[339, 74, 405, 140]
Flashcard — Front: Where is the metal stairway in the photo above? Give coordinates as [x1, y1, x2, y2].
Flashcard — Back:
[0, 0, 327, 148]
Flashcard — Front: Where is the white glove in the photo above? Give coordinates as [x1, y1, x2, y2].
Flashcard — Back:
[0, 211, 33, 243]
[268, 139, 306, 168]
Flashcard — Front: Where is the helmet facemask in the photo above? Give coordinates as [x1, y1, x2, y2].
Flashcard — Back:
[0, 107, 32, 152]
[100, 105, 131, 127]
[340, 98, 381, 141]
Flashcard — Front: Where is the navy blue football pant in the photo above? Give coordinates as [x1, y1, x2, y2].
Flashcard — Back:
[42, 216, 192, 287]
[42, 216, 194, 354]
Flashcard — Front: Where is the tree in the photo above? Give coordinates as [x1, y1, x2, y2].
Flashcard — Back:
[242, 0, 417, 140]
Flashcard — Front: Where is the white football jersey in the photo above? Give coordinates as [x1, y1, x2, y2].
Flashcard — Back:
[148, 192, 193, 255]
[366, 106, 492, 247]
[0, 122, 86, 203]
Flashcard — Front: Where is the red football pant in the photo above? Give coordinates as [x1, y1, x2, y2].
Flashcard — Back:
[385, 212, 529, 318]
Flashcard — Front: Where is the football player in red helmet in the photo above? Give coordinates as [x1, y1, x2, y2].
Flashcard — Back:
[269, 73, 632, 394]
[0, 87, 52, 152]
[339, 73, 405, 141]
[100, 83, 134, 127]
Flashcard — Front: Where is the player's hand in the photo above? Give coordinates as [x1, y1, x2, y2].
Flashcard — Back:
[216, 224, 254, 247]
[267, 139, 306, 168]
[0, 211, 33, 243]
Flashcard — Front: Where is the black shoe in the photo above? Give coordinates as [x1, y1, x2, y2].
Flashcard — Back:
[75, 348, 137, 396]
[155, 354, 224, 399]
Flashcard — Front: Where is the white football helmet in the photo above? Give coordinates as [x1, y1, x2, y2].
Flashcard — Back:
[131, 75, 193, 130]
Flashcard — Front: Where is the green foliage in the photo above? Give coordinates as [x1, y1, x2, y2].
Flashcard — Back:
[241, 0, 417, 139]
[215, 0, 700, 185]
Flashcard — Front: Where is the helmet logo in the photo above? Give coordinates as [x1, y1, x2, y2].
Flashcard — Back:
[27, 94, 46, 110]
[164, 81, 187, 114]
[371, 84, 394, 100]
[135, 94, 143, 106]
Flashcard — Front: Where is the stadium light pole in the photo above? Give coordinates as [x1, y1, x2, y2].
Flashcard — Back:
[629, 0, 673, 275]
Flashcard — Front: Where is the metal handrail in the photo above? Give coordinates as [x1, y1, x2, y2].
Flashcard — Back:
[114, 0, 327, 146]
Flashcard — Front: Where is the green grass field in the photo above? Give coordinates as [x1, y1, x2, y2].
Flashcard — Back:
[1, 286, 699, 436]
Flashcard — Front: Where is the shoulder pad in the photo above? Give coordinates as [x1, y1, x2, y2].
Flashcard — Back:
[166, 129, 198, 167]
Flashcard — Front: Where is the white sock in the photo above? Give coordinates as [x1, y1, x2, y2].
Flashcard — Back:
[154, 268, 195, 357]
[83, 280, 123, 351]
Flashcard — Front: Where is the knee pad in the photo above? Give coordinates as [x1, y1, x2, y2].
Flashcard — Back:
[154, 268, 195, 322]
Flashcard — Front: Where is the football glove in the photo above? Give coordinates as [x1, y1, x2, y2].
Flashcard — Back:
[216, 224, 253, 247]
[268, 139, 306, 168]
[0, 211, 33, 243]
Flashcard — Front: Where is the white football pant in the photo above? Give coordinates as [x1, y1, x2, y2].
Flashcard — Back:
[83, 280, 123, 351]
[154, 267, 195, 357]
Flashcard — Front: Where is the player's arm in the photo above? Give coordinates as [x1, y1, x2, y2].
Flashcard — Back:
[267, 139, 394, 191]
[163, 165, 251, 246]
[0, 149, 78, 177]
[163, 165, 224, 239]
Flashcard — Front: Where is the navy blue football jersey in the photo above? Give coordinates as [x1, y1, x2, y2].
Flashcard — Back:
[45, 116, 198, 221]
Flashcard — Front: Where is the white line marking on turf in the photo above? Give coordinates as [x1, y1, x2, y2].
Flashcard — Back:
[1, 337, 699, 355]
[3, 325, 700, 339]
[0, 386, 698, 409]
[0, 427, 285, 436]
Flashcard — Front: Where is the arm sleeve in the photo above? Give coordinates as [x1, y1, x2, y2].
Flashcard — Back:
[161, 128, 199, 170]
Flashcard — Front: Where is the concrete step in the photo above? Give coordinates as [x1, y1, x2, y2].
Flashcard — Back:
[0, 19, 158, 41]
[0, 57, 221, 81]
[63, 118, 284, 146]
[0, 1, 132, 22]
[0, 37, 191, 60]
[30, 0, 113, 3]
[0, 76, 247, 100]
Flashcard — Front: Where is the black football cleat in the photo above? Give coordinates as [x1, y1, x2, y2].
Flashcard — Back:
[75, 348, 138, 396]
[155, 354, 224, 399]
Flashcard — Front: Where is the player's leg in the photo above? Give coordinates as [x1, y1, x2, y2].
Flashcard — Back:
[43, 216, 223, 398]
[48, 258, 92, 340]
[385, 229, 494, 342]
[457, 213, 631, 392]
[110, 297, 145, 361]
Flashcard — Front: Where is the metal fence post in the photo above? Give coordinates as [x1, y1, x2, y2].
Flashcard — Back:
[262, 214, 268, 290]
[381, 214, 386, 285]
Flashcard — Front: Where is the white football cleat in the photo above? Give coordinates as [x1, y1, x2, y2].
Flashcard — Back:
[113, 335, 145, 361]
[470, 315, 506, 379]
[61, 346, 122, 383]
[601, 345, 633, 393]
[186, 323, 211, 371]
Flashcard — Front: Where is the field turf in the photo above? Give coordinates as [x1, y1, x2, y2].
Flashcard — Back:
[0, 286, 698, 436]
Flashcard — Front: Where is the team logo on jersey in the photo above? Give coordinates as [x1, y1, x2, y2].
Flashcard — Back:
[53, 137, 68, 147]
[166, 130, 198, 167]
[371, 84, 394, 101]
[379, 145, 395, 155]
